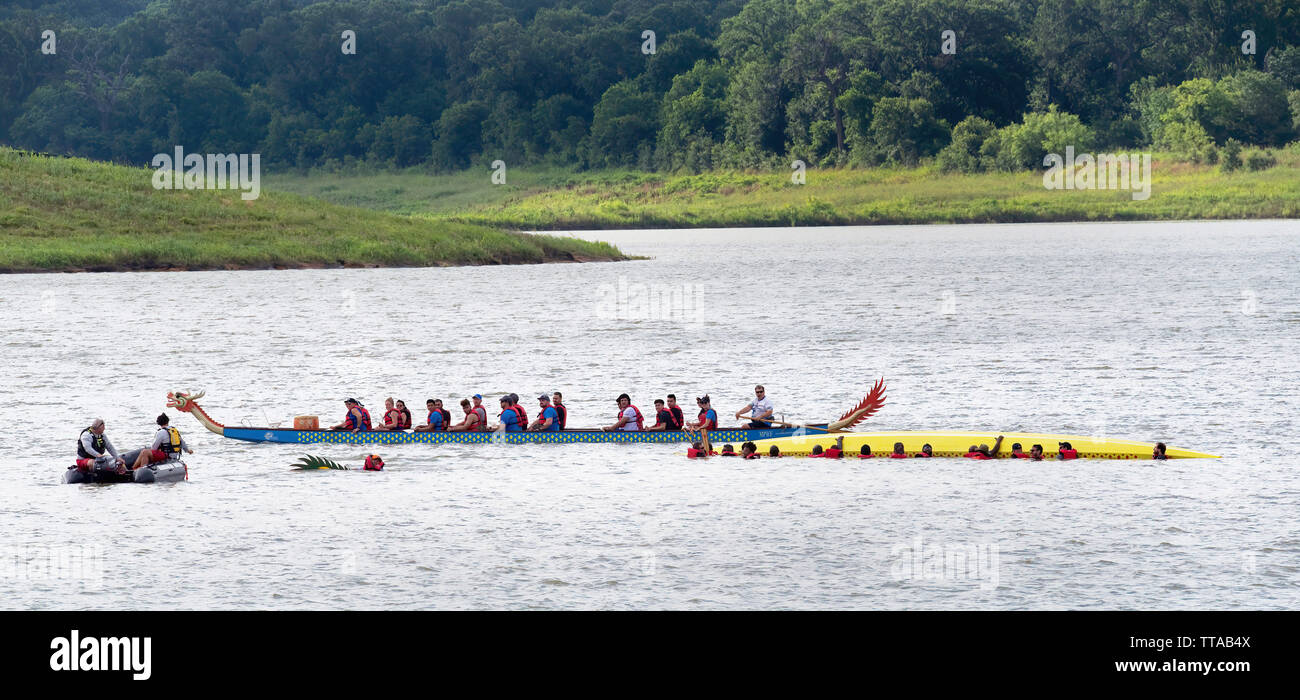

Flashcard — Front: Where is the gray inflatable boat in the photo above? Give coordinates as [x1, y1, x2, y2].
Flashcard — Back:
[63, 454, 188, 484]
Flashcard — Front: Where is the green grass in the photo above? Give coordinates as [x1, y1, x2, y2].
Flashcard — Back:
[266, 152, 1300, 230]
[0, 148, 627, 273]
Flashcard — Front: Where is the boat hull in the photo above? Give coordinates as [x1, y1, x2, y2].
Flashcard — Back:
[222, 425, 807, 445]
[748, 431, 1219, 459]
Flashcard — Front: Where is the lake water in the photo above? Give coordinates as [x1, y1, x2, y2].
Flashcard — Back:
[1, 220, 1297, 609]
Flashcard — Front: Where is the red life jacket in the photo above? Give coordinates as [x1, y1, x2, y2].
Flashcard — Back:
[1011, 451, 1028, 459]
[472, 406, 488, 431]
[512, 405, 527, 428]
[363, 455, 384, 471]
[965, 452, 991, 460]
[686, 448, 705, 459]
[888, 453, 907, 458]
[383, 409, 401, 429]
[397, 410, 412, 429]
[666, 406, 684, 430]
[554, 403, 567, 429]
[438, 408, 451, 429]
[914, 452, 931, 458]
[620, 405, 644, 430]
[697, 409, 717, 431]
[1059, 448, 1079, 460]
[824, 448, 843, 459]
[351, 406, 372, 430]
[743, 453, 760, 460]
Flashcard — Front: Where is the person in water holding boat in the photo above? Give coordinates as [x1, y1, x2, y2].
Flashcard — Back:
[1153, 442, 1168, 460]
[741, 442, 760, 459]
[964, 436, 1004, 459]
[734, 385, 776, 428]
[1010, 443, 1029, 458]
[915, 444, 933, 458]
[77, 418, 125, 472]
[1030, 444, 1045, 461]
[527, 395, 561, 432]
[645, 399, 674, 431]
[603, 394, 644, 432]
[690, 395, 718, 432]
[1057, 441, 1078, 460]
[329, 398, 371, 431]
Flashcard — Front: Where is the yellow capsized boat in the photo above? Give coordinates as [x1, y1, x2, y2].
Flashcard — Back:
[744, 431, 1219, 459]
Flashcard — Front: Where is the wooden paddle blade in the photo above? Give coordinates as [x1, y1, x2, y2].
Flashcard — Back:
[828, 378, 887, 431]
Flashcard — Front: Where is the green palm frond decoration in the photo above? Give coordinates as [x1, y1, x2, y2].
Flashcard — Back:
[292, 454, 349, 470]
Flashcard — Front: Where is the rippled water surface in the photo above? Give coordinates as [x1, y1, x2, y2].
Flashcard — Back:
[2, 221, 1298, 609]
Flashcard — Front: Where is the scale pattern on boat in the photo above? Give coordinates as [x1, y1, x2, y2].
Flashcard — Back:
[222, 426, 801, 445]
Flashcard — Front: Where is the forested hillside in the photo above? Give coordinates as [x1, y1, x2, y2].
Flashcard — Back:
[2, 0, 1298, 173]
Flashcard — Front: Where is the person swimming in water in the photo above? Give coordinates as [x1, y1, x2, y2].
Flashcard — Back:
[914, 443, 933, 458]
[1153, 442, 1168, 460]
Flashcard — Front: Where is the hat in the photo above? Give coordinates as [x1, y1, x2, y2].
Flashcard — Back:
[344, 398, 357, 404]
[472, 394, 482, 400]
[616, 393, 630, 402]
[508, 393, 519, 402]
[537, 394, 550, 401]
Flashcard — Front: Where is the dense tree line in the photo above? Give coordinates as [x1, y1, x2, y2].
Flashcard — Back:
[1, 0, 1298, 173]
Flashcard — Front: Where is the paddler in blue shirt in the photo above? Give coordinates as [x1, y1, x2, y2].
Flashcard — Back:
[527, 394, 561, 432]
[496, 396, 523, 432]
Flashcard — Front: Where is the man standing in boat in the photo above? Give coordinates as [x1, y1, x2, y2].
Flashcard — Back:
[602, 394, 643, 432]
[735, 385, 775, 428]
[329, 398, 371, 431]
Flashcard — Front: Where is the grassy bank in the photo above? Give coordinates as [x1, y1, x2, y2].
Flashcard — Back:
[0, 148, 627, 273]
[267, 152, 1300, 230]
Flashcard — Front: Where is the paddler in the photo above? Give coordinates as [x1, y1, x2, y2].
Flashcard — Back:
[1010, 442, 1029, 458]
[734, 385, 775, 428]
[665, 394, 685, 430]
[741, 442, 760, 459]
[527, 394, 561, 432]
[551, 392, 568, 429]
[329, 398, 371, 431]
[1056, 441, 1078, 460]
[373, 397, 402, 431]
[495, 396, 524, 432]
[888, 442, 907, 459]
[128, 413, 193, 471]
[1153, 442, 1168, 460]
[602, 393, 643, 432]
[644, 399, 673, 431]
[415, 399, 450, 432]
[447, 399, 482, 432]
[689, 395, 718, 432]
[1029, 444, 1045, 461]
[914, 444, 934, 458]
[76, 418, 125, 473]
